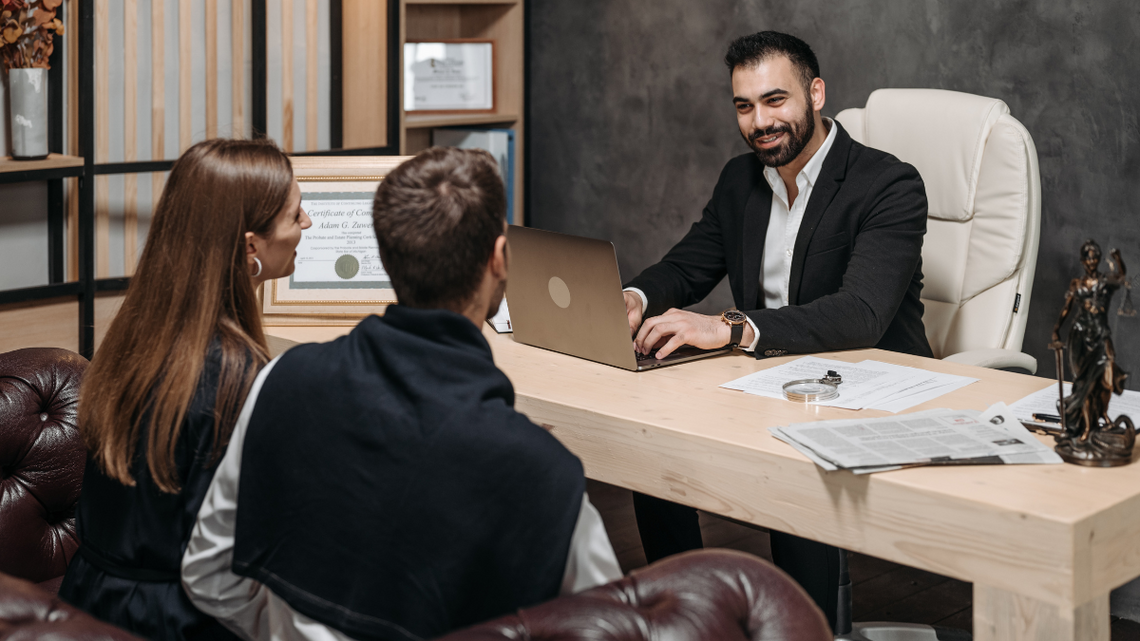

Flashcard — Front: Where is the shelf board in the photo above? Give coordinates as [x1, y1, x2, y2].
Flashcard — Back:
[405, 112, 520, 129]
[0, 154, 85, 183]
[0, 153, 84, 173]
[405, 0, 520, 5]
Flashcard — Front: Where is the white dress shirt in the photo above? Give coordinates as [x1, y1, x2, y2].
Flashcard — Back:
[626, 118, 838, 352]
[182, 356, 623, 641]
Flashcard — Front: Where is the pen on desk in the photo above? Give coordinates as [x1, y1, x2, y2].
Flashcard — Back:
[1032, 413, 1062, 424]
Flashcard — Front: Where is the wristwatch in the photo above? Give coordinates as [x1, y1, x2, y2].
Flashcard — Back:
[720, 310, 748, 348]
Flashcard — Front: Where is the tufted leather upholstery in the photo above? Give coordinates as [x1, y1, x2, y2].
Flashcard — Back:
[836, 89, 1041, 373]
[0, 570, 142, 640]
[436, 549, 832, 641]
[0, 348, 88, 587]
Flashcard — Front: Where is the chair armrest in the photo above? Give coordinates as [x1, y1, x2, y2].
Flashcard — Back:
[434, 549, 831, 641]
[942, 348, 1037, 374]
[0, 571, 144, 640]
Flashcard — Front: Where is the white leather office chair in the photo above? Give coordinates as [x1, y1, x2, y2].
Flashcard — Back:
[836, 89, 1042, 374]
[832, 89, 1041, 641]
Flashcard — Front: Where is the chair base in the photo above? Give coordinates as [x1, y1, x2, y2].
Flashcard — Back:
[837, 622, 970, 641]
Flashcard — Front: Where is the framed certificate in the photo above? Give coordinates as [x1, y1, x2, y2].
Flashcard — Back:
[262, 156, 413, 326]
[404, 40, 495, 113]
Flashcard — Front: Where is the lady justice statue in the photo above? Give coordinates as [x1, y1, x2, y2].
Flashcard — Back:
[1050, 240, 1135, 466]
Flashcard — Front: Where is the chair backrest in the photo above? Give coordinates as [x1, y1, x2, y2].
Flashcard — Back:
[0, 348, 88, 585]
[835, 89, 1041, 358]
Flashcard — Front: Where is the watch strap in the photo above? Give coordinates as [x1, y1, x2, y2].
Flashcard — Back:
[730, 321, 743, 348]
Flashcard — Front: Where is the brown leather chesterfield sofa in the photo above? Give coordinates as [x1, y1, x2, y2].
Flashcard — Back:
[0, 549, 829, 641]
[0, 347, 88, 595]
[0, 347, 830, 640]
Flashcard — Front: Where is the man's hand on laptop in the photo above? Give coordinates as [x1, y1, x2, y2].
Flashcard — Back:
[623, 291, 644, 336]
[634, 309, 754, 359]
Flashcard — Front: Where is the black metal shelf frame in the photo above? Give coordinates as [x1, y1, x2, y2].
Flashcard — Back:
[2, 0, 400, 358]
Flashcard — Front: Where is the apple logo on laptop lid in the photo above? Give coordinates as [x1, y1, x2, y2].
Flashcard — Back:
[548, 276, 571, 309]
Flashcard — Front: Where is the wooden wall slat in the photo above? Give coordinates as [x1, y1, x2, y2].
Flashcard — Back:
[281, 0, 294, 152]
[124, 0, 138, 274]
[341, 0, 387, 149]
[151, 0, 165, 161]
[205, 0, 218, 138]
[232, 0, 244, 136]
[152, 0, 167, 219]
[95, 0, 110, 278]
[305, 0, 318, 151]
[179, 0, 192, 151]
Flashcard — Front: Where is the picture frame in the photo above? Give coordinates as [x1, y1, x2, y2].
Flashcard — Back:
[404, 39, 496, 114]
[261, 156, 413, 327]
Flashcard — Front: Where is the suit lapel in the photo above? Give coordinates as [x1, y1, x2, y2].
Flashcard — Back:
[787, 123, 851, 306]
[741, 180, 772, 310]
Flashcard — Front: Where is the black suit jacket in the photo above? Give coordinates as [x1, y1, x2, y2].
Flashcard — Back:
[625, 122, 933, 358]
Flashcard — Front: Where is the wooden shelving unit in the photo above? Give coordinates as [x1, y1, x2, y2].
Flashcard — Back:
[400, 0, 525, 222]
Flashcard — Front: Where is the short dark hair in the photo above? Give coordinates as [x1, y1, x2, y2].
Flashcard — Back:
[724, 31, 820, 95]
[372, 147, 506, 310]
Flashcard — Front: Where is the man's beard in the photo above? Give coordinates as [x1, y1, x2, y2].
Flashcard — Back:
[744, 101, 815, 168]
[485, 277, 507, 321]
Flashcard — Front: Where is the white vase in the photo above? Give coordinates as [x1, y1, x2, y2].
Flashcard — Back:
[9, 68, 49, 160]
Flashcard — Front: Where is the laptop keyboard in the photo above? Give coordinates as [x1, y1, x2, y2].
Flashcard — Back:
[635, 350, 657, 361]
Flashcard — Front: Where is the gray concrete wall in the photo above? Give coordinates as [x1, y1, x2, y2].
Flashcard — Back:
[529, 0, 1140, 386]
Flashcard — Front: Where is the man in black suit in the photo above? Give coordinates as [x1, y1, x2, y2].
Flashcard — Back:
[621, 32, 932, 630]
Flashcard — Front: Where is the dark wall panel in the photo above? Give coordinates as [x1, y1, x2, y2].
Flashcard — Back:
[529, 0, 1140, 385]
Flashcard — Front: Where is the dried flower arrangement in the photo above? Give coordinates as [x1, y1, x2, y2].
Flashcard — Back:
[0, 0, 64, 71]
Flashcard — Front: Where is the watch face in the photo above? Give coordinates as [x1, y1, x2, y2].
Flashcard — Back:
[723, 310, 747, 324]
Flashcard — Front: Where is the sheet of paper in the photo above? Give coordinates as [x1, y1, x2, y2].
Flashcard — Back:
[854, 361, 979, 413]
[488, 298, 512, 333]
[721, 357, 977, 411]
[721, 356, 912, 410]
[1007, 382, 1140, 424]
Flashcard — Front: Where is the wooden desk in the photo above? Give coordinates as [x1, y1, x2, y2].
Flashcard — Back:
[266, 324, 1140, 641]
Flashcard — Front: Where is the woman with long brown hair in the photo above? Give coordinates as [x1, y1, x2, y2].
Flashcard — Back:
[59, 138, 311, 640]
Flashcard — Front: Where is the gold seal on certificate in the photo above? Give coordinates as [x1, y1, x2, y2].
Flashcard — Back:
[335, 254, 360, 280]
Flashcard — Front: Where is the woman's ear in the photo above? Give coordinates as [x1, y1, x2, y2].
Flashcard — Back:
[245, 231, 260, 259]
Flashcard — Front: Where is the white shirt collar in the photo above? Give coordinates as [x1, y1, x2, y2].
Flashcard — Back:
[763, 117, 838, 197]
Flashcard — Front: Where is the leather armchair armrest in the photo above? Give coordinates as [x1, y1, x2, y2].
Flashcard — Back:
[435, 549, 831, 641]
[942, 348, 1037, 374]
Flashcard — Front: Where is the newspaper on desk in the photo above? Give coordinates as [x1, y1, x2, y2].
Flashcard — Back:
[770, 403, 1063, 474]
[721, 356, 978, 411]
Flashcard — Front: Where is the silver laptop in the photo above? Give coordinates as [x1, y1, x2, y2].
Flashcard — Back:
[506, 227, 732, 371]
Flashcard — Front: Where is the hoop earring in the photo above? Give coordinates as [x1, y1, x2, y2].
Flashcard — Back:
[251, 257, 263, 278]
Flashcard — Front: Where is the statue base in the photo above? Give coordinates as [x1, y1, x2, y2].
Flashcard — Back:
[1055, 445, 1132, 467]
[1054, 418, 1136, 467]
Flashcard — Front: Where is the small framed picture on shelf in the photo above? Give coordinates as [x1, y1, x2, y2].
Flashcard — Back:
[261, 156, 412, 326]
[404, 39, 495, 113]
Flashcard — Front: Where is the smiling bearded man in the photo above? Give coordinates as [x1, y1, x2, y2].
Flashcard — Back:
[619, 31, 932, 632]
